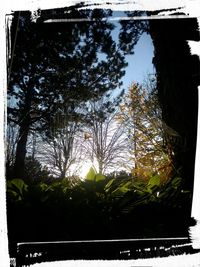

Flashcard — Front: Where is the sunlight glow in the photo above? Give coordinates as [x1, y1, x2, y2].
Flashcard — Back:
[78, 160, 98, 179]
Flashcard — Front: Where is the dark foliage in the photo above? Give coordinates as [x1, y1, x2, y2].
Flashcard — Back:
[7, 171, 191, 254]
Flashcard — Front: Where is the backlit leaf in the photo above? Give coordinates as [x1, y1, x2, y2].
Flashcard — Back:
[86, 167, 96, 181]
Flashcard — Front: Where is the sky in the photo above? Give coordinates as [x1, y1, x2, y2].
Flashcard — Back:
[110, 13, 155, 94]
[122, 32, 155, 88]
[98, 12, 155, 94]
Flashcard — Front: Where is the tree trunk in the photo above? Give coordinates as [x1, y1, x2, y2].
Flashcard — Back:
[98, 160, 103, 174]
[13, 119, 30, 179]
[13, 84, 33, 180]
[148, 17, 199, 196]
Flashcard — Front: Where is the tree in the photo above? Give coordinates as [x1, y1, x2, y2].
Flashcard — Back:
[82, 93, 129, 174]
[119, 81, 173, 182]
[7, 8, 127, 179]
[36, 108, 85, 179]
[6, 121, 19, 179]
[148, 17, 199, 193]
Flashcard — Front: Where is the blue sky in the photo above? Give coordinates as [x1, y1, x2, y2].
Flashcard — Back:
[110, 18, 155, 95]
[122, 32, 155, 88]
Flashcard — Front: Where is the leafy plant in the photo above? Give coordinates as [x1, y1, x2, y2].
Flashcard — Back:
[7, 179, 28, 201]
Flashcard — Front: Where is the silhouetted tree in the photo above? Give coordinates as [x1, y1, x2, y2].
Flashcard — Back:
[148, 17, 199, 193]
[37, 109, 85, 179]
[8, 8, 127, 179]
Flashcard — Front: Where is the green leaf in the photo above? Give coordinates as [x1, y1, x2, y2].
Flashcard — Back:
[86, 167, 96, 181]
[7, 179, 28, 200]
[171, 177, 182, 188]
[147, 175, 160, 193]
[39, 182, 48, 191]
[7, 189, 20, 199]
[148, 175, 160, 188]
[111, 188, 125, 199]
[7, 179, 28, 195]
[104, 179, 115, 191]
[95, 174, 106, 182]
[113, 181, 132, 195]
[119, 181, 132, 192]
